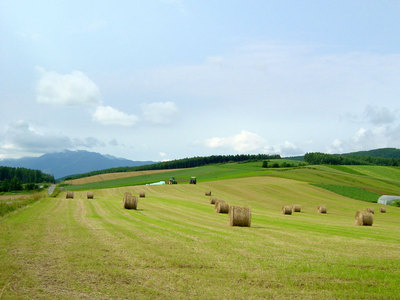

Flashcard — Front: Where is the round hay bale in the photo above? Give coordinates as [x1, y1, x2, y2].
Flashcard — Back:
[292, 204, 301, 212]
[124, 195, 138, 210]
[139, 192, 145, 198]
[229, 206, 251, 227]
[317, 205, 327, 214]
[355, 211, 373, 226]
[282, 206, 292, 215]
[210, 197, 217, 204]
[66, 191, 74, 199]
[366, 207, 374, 214]
[87, 191, 94, 199]
[380, 207, 386, 213]
[205, 191, 212, 196]
[215, 200, 229, 214]
[123, 192, 132, 205]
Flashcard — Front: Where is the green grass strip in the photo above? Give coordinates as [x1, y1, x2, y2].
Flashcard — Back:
[313, 184, 381, 203]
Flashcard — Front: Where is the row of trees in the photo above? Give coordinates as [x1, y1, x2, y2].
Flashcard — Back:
[262, 160, 306, 168]
[304, 152, 400, 166]
[0, 166, 54, 192]
[0, 166, 54, 183]
[64, 154, 282, 181]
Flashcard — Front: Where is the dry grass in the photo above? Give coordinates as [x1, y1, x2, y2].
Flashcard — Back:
[228, 206, 251, 227]
[355, 211, 373, 226]
[318, 205, 327, 214]
[292, 204, 301, 212]
[282, 206, 292, 215]
[2, 176, 400, 299]
[214, 200, 229, 213]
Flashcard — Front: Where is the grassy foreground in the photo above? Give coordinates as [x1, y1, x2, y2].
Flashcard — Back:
[1, 176, 400, 299]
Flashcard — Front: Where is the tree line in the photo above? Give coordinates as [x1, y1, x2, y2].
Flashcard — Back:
[0, 166, 54, 192]
[64, 154, 281, 181]
[304, 152, 400, 166]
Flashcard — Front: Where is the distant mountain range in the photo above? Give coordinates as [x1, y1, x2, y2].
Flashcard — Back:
[0, 150, 155, 179]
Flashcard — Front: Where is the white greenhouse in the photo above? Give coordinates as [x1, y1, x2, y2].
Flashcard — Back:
[377, 195, 400, 205]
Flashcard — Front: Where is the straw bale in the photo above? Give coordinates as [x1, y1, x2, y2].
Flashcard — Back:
[210, 197, 217, 204]
[355, 211, 373, 226]
[215, 200, 229, 213]
[282, 206, 292, 215]
[292, 204, 301, 212]
[380, 207, 386, 213]
[139, 192, 145, 198]
[229, 206, 251, 227]
[66, 191, 74, 199]
[317, 205, 327, 214]
[366, 207, 374, 214]
[205, 191, 212, 196]
[124, 194, 138, 210]
[87, 192, 94, 199]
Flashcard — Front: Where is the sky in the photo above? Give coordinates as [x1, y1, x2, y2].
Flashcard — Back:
[1, 0, 400, 161]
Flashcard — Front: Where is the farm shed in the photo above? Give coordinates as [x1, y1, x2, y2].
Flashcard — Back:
[377, 195, 400, 205]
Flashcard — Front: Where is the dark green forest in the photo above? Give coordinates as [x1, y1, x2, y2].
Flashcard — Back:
[0, 166, 54, 192]
[304, 152, 400, 166]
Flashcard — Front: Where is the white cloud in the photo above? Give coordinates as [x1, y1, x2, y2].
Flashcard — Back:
[0, 121, 103, 158]
[141, 101, 178, 124]
[274, 141, 303, 157]
[364, 105, 396, 125]
[204, 130, 304, 156]
[36, 68, 101, 106]
[92, 105, 138, 127]
[327, 139, 344, 154]
[205, 130, 268, 153]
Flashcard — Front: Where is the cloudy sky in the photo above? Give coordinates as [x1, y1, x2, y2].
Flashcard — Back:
[1, 1, 400, 161]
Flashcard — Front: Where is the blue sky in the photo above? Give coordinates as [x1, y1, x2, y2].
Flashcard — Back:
[1, 0, 400, 161]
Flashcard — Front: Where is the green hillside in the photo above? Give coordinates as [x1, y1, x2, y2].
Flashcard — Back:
[64, 161, 400, 204]
[346, 147, 400, 158]
[2, 161, 400, 298]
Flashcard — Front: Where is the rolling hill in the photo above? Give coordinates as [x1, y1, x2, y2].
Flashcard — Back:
[2, 160, 400, 298]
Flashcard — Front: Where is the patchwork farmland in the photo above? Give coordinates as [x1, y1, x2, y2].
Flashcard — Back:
[1, 162, 400, 299]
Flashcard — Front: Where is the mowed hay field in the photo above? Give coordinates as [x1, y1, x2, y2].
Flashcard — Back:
[1, 176, 400, 299]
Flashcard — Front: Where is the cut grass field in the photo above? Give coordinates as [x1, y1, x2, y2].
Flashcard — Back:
[1, 175, 400, 299]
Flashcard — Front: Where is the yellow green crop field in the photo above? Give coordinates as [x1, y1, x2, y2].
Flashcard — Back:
[1, 171, 400, 299]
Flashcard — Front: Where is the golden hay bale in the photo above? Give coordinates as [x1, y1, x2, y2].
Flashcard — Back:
[317, 205, 327, 214]
[380, 207, 386, 213]
[366, 208, 374, 214]
[215, 200, 229, 214]
[139, 192, 145, 198]
[292, 204, 301, 212]
[87, 192, 94, 199]
[124, 194, 138, 210]
[282, 206, 292, 215]
[229, 206, 251, 227]
[355, 211, 373, 226]
[205, 191, 212, 196]
[66, 191, 74, 199]
[210, 197, 217, 204]
[123, 192, 132, 205]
